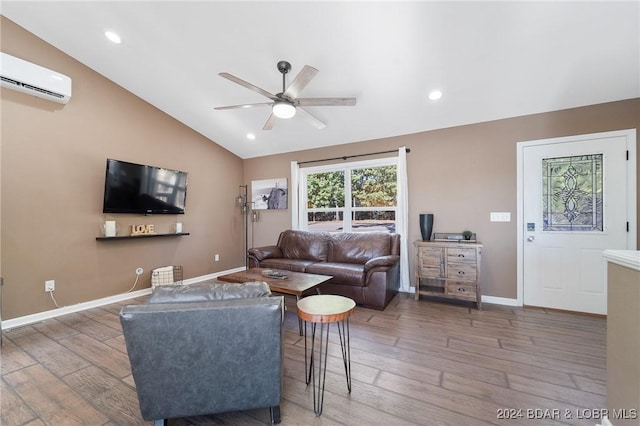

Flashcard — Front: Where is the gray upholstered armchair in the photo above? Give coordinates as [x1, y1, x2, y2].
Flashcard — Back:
[120, 282, 284, 425]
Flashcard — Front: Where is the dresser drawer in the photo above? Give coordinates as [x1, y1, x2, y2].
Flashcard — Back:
[447, 248, 477, 263]
[446, 281, 477, 300]
[447, 262, 477, 281]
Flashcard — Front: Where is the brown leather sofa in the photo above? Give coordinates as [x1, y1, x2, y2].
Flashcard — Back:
[247, 229, 400, 310]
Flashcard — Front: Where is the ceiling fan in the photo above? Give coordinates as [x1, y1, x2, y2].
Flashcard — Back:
[215, 60, 357, 130]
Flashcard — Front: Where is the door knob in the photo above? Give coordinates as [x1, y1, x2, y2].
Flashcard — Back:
[527, 236, 535, 242]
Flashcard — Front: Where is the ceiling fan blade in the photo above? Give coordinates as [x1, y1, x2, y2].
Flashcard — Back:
[219, 72, 278, 100]
[297, 107, 326, 130]
[296, 97, 357, 107]
[263, 112, 277, 130]
[283, 65, 318, 100]
[214, 102, 272, 110]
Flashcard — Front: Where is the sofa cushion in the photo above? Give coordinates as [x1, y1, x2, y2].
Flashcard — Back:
[305, 262, 365, 287]
[278, 230, 329, 261]
[258, 258, 318, 272]
[147, 282, 271, 304]
[328, 232, 391, 264]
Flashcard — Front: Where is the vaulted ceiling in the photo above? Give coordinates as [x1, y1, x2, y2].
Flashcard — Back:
[2, 1, 638, 159]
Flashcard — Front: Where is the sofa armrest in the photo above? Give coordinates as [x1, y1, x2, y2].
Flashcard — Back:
[364, 255, 400, 273]
[248, 245, 283, 261]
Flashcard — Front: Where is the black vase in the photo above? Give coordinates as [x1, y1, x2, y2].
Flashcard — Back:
[419, 213, 434, 241]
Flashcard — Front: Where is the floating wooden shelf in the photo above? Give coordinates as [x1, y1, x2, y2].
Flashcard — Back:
[96, 233, 190, 241]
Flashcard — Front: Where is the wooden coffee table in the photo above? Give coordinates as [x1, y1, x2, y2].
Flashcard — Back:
[217, 268, 332, 335]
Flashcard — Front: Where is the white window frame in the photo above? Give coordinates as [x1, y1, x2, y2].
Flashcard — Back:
[299, 156, 398, 232]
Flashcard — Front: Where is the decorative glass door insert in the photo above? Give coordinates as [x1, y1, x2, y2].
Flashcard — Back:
[542, 154, 603, 231]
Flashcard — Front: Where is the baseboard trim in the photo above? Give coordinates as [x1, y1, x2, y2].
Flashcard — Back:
[2, 270, 521, 330]
[181, 266, 245, 285]
[1, 267, 246, 331]
[1, 288, 152, 331]
[405, 291, 520, 307]
[481, 295, 521, 306]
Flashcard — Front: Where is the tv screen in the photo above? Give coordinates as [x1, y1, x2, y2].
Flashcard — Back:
[102, 159, 188, 214]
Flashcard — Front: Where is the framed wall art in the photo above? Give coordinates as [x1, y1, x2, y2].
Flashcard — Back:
[251, 178, 288, 210]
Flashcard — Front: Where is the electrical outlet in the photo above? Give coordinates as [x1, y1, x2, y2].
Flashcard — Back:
[214, 254, 220, 262]
[135, 267, 144, 275]
[45, 280, 55, 292]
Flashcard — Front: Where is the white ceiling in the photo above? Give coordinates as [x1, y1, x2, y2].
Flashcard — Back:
[2, 1, 638, 159]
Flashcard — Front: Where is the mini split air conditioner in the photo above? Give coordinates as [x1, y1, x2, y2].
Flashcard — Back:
[0, 52, 72, 104]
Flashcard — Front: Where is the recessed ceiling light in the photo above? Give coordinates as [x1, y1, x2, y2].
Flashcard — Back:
[428, 90, 442, 101]
[104, 31, 122, 44]
[246, 133, 256, 140]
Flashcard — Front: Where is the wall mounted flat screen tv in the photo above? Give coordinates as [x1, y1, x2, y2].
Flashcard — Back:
[102, 159, 188, 214]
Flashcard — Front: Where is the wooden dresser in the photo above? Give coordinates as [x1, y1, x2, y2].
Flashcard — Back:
[413, 240, 483, 309]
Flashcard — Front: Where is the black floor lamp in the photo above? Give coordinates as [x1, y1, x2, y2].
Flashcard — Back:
[236, 185, 259, 269]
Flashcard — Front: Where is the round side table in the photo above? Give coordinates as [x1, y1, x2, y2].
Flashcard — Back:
[296, 294, 356, 416]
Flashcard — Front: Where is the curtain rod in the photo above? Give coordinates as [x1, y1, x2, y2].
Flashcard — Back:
[297, 148, 410, 165]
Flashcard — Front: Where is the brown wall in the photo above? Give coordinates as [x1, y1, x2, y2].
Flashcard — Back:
[244, 99, 640, 299]
[1, 17, 246, 320]
[2, 16, 638, 320]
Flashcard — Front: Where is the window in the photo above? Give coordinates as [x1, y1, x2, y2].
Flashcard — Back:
[301, 158, 397, 233]
[542, 154, 603, 231]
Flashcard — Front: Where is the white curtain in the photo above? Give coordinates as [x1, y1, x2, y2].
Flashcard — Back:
[290, 161, 300, 230]
[397, 147, 411, 292]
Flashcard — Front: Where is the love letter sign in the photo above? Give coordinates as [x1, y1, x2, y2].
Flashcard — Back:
[131, 224, 155, 236]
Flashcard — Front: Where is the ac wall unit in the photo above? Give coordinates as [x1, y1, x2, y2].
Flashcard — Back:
[0, 52, 72, 104]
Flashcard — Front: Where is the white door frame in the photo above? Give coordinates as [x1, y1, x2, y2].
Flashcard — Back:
[516, 129, 637, 307]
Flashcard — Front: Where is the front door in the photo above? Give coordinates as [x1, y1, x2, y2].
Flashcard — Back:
[519, 129, 636, 315]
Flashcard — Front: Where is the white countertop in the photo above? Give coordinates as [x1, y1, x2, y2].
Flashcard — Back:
[603, 250, 640, 272]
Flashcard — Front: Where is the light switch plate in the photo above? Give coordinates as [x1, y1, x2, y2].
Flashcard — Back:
[490, 212, 511, 222]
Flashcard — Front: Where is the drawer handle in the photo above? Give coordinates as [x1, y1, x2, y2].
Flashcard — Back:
[458, 287, 466, 292]
[457, 254, 465, 257]
[458, 271, 465, 275]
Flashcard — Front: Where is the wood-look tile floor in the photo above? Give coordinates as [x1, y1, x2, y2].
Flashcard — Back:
[1, 293, 607, 425]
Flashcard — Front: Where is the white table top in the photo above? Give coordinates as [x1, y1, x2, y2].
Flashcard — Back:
[603, 250, 640, 272]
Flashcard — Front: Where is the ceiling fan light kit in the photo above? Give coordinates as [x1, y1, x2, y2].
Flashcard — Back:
[272, 100, 296, 119]
[215, 60, 356, 130]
